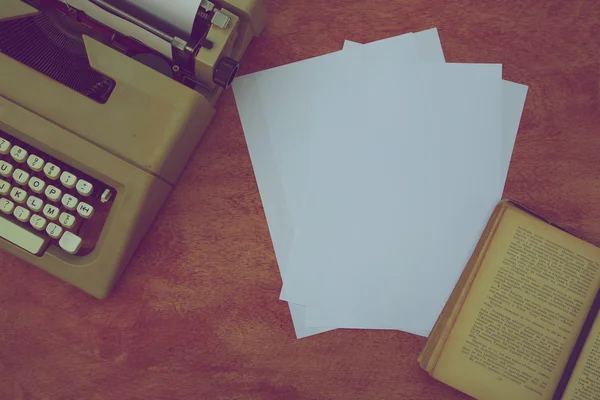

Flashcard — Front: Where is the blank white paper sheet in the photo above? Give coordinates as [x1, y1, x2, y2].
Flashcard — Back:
[232, 28, 529, 338]
[280, 61, 504, 329]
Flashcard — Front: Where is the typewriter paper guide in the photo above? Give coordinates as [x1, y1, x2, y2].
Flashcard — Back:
[1, 1, 37, 20]
[64, 0, 173, 58]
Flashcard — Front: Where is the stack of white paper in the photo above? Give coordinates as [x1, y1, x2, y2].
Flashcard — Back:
[232, 28, 528, 339]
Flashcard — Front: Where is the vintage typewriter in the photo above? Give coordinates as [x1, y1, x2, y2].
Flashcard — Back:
[0, 0, 265, 298]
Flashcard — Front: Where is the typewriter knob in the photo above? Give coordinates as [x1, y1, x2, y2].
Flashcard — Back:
[213, 57, 240, 88]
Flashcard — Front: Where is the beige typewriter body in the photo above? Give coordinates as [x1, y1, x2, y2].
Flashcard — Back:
[0, 0, 265, 298]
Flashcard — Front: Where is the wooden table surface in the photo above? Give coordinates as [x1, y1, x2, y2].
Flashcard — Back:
[3, 1, 600, 399]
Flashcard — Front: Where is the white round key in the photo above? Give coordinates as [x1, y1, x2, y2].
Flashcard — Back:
[0, 198, 15, 214]
[43, 204, 60, 221]
[76, 202, 94, 219]
[0, 179, 10, 196]
[59, 212, 76, 228]
[61, 194, 79, 210]
[0, 160, 13, 178]
[76, 179, 93, 196]
[10, 187, 27, 204]
[46, 222, 63, 239]
[10, 146, 27, 163]
[28, 177, 46, 194]
[44, 185, 62, 202]
[27, 154, 45, 172]
[30, 215, 47, 231]
[59, 231, 82, 255]
[12, 169, 30, 185]
[43, 163, 61, 180]
[26, 196, 44, 213]
[60, 172, 77, 189]
[0, 138, 11, 155]
[13, 206, 30, 223]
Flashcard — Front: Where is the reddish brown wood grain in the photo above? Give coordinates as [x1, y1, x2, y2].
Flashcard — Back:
[2, 1, 600, 399]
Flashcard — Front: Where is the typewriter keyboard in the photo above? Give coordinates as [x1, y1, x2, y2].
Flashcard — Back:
[0, 131, 114, 256]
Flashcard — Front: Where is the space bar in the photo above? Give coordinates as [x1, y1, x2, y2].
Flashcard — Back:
[0, 216, 48, 255]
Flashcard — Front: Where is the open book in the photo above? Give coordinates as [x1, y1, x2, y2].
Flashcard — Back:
[419, 201, 600, 400]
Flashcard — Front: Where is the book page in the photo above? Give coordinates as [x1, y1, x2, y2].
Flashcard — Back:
[432, 205, 600, 400]
[561, 309, 600, 400]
